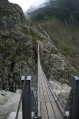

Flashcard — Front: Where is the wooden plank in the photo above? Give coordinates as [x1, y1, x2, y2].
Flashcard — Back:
[40, 88, 43, 95]
[41, 103, 48, 119]
[44, 83, 48, 87]
[44, 95, 50, 102]
[46, 103, 56, 119]
[44, 84, 48, 88]
[39, 82, 41, 85]
[51, 101, 63, 119]
[49, 96, 55, 102]
[43, 87, 46, 91]
[43, 80, 49, 88]
[42, 83, 45, 87]
[46, 88, 51, 96]
[43, 88, 48, 95]
[40, 85, 46, 88]
[40, 95, 45, 103]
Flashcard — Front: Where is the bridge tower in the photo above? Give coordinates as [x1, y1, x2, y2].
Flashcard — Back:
[65, 75, 79, 119]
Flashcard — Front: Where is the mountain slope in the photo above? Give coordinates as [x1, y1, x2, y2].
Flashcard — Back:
[27, 0, 79, 70]
[29, 0, 79, 24]
[39, 19, 79, 69]
[0, 0, 79, 94]
[0, 0, 46, 92]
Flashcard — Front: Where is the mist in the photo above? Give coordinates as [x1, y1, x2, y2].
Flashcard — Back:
[8, 0, 46, 11]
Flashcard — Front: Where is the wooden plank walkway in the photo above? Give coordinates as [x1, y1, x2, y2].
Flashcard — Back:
[37, 41, 64, 119]
[38, 62, 63, 119]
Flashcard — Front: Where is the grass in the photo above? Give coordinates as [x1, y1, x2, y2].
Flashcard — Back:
[20, 26, 43, 42]
[68, 25, 79, 32]
[20, 27, 29, 35]
[29, 28, 43, 42]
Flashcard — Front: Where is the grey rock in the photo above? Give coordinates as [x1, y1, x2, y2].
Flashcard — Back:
[1, 90, 6, 96]
[0, 90, 21, 119]
[49, 80, 71, 108]
[8, 112, 22, 119]
[0, 78, 2, 90]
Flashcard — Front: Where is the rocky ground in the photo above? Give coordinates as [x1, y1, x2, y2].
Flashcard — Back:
[0, 89, 21, 119]
[0, 0, 46, 92]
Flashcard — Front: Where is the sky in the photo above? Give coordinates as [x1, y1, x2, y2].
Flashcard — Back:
[8, 0, 46, 12]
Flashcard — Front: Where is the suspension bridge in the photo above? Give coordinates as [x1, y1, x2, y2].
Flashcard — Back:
[8, 42, 79, 119]
[38, 41, 64, 119]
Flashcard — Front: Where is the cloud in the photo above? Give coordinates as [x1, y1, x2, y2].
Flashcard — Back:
[8, 0, 46, 11]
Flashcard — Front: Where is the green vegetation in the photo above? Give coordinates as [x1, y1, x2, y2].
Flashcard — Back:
[31, 0, 79, 25]
[29, 28, 40, 41]
[20, 27, 29, 35]
[39, 19, 79, 69]
[68, 25, 79, 32]
[32, 7, 71, 22]
[35, 25, 47, 37]
[30, 0, 79, 71]
[20, 26, 43, 42]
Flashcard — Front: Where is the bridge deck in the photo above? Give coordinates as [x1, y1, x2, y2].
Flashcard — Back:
[38, 62, 63, 119]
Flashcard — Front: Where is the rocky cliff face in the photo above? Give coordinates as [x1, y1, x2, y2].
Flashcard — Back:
[0, 0, 26, 28]
[0, 0, 51, 92]
[39, 39, 78, 85]
[0, 0, 37, 91]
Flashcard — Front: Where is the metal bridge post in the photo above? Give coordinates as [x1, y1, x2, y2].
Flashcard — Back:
[64, 75, 79, 119]
[21, 75, 31, 119]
